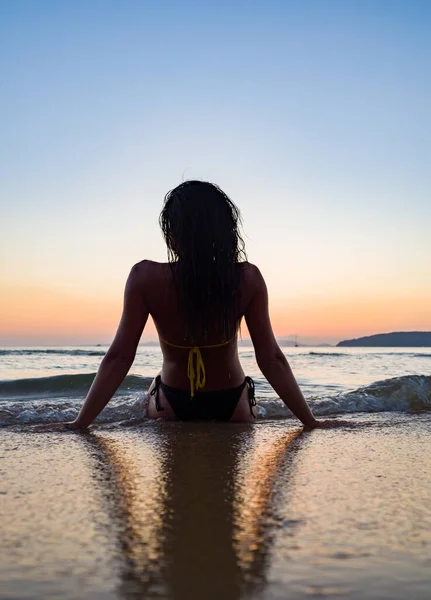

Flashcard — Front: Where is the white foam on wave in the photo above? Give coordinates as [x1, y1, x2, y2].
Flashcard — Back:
[258, 375, 431, 419]
[0, 394, 148, 427]
[0, 375, 430, 427]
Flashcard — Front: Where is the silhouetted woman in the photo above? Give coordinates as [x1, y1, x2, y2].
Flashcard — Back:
[59, 181, 328, 429]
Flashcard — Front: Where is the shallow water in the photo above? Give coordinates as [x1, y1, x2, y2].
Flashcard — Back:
[1, 346, 430, 425]
[1, 415, 430, 599]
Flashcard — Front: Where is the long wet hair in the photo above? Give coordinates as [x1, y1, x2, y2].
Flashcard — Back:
[159, 181, 247, 342]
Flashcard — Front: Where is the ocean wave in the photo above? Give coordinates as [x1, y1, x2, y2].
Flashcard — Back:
[307, 352, 345, 357]
[0, 396, 148, 427]
[0, 375, 430, 427]
[257, 375, 431, 419]
[0, 348, 107, 357]
[0, 373, 152, 400]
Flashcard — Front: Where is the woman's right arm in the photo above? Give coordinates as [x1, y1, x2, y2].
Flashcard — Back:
[244, 264, 318, 427]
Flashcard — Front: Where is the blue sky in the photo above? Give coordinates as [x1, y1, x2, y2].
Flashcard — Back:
[1, 1, 430, 344]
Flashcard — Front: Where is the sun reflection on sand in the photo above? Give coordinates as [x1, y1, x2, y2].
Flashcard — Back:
[83, 432, 168, 597]
[233, 428, 303, 575]
[83, 424, 305, 600]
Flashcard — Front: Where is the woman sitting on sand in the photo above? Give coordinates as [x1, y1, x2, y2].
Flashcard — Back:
[50, 181, 340, 430]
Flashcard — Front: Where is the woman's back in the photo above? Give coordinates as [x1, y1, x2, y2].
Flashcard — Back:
[137, 259, 257, 391]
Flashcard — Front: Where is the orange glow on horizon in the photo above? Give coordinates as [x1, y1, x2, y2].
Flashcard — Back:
[269, 294, 431, 338]
[0, 286, 119, 341]
[1, 285, 430, 345]
[0, 285, 155, 344]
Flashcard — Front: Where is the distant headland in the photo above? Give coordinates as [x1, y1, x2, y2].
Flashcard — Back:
[337, 331, 431, 347]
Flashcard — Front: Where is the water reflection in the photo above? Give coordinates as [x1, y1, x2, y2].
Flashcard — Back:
[83, 432, 167, 597]
[84, 424, 304, 600]
[234, 427, 303, 596]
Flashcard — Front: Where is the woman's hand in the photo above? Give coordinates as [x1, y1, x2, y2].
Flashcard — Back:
[30, 421, 86, 432]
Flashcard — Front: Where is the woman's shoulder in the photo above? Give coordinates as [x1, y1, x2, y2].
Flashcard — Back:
[128, 260, 171, 284]
[132, 259, 168, 270]
[238, 263, 266, 309]
[239, 261, 264, 284]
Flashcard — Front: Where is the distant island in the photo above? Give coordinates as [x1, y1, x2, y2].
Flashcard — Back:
[337, 331, 431, 347]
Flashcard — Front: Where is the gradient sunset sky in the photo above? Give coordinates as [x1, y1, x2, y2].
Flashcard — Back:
[1, 0, 430, 345]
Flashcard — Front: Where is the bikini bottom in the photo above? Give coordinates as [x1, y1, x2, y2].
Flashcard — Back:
[150, 375, 256, 421]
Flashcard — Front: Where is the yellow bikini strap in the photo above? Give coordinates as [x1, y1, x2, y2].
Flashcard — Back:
[161, 337, 233, 397]
[187, 347, 206, 397]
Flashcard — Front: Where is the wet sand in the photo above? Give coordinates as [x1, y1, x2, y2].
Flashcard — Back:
[1, 415, 431, 599]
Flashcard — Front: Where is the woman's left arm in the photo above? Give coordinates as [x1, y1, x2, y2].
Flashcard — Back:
[67, 263, 149, 430]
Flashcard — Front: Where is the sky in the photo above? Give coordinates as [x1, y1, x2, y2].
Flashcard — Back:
[1, 0, 430, 345]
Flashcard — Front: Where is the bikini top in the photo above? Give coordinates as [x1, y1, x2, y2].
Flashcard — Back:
[161, 337, 234, 397]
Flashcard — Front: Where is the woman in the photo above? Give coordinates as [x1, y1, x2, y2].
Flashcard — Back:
[50, 181, 337, 430]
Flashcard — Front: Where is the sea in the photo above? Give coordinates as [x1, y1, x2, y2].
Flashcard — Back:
[1, 345, 430, 426]
[1, 345, 431, 599]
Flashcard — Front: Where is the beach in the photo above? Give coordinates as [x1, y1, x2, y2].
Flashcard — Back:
[2, 416, 431, 599]
[1, 347, 431, 599]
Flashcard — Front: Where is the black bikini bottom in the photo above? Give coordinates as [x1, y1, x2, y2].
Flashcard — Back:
[150, 375, 256, 421]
